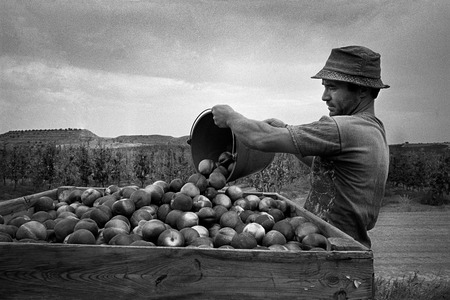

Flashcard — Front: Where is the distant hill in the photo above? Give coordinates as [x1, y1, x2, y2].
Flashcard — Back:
[0, 129, 190, 148]
[389, 142, 450, 154]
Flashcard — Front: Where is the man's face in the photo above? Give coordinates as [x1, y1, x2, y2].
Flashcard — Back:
[321, 80, 360, 116]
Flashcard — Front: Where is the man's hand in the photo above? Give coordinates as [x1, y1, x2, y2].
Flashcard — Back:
[211, 105, 235, 128]
[263, 118, 287, 128]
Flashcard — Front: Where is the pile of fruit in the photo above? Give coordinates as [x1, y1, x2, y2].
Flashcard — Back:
[0, 157, 330, 251]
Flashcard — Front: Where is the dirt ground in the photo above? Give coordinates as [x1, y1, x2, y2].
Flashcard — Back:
[368, 198, 450, 282]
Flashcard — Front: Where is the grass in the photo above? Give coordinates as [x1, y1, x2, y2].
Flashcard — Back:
[375, 273, 450, 300]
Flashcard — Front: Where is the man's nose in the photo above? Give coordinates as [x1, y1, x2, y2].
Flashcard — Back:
[322, 90, 331, 101]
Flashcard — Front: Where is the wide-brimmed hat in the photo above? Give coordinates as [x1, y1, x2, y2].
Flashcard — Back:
[312, 46, 390, 89]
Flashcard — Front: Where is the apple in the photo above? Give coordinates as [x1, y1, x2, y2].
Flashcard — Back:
[165, 210, 184, 228]
[301, 233, 331, 251]
[111, 198, 136, 218]
[218, 151, 233, 168]
[74, 218, 99, 237]
[203, 187, 218, 200]
[130, 209, 153, 228]
[234, 198, 251, 210]
[121, 186, 139, 198]
[157, 228, 185, 247]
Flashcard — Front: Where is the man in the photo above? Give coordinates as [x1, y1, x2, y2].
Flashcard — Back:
[211, 45, 390, 248]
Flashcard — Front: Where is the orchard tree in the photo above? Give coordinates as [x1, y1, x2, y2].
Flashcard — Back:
[92, 144, 112, 187]
[110, 149, 125, 186]
[133, 148, 150, 187]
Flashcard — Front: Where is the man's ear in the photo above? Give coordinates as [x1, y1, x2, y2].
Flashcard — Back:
[359, 86, 370, 98]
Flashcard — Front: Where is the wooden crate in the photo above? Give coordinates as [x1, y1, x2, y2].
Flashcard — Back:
[0, 187, 374, 300]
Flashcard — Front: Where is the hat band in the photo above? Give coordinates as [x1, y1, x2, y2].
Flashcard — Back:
[312, 69, 390, 89]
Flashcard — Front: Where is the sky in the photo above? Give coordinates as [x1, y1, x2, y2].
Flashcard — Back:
[1, 0, 449, 144]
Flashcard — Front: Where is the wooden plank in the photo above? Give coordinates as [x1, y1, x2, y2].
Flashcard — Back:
[0, 189, 58, 217]
[0, 243, 373, 300]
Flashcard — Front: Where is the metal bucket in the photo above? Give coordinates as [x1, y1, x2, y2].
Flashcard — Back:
[189, 109, 275, 182]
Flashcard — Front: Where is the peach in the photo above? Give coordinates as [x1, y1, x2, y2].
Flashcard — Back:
[212, 194, 232, 209]
[272, 219, 295, 241]
[203, 187, 218, 200]
[212, 205, 228, 221]
[180, 227, 200, 246]
[0, 224, 18, 238]
[67, 229, 96, 244]
[93, 194, 118, 208]
[245, 194, 261, 211]
[208, 171, 227, 189]
[156, 204, 172, 222]
[230, 232, 258, 249]
[189, 236, 214, 248]
[108, 233, 136, 245]
[121, 186, 138, 198]
[196, 207, 216, 227]
[164, 209, 184, 228]
[268, 244, 289, 251]
[102, 227, 129, 244]
[65, 189, 83, 204]
[198, 158, 215, 176]
[169, 178, 184, 192]
[130, 209, 153, 228]
[225, 185, 243, 202]
[15, 221, 47, 241]
[153, 180, 170, 193]
[242, 222, 266, 244]
[187, 173, 208, 193]
[74, 218, 99, 237]
[294, 222, 320, 242]
[89, 205, 113, 228]
[176, 212, 199, 230]
[213, 227, 237, 248]
[0, 232, 13, 242]
[141, 219, 168, 242]
[301, 233, 330, 251]
[34, 196, 55, 212]
[192, 195, 213, 211]
[262, 230, 287, 247]
[156, 228, 185, 247]
[219, 211, 240, 229]
[111, 198, 136, 218]
[54, 218, 79, 242]
[170, 192, 193, 211]
[31, 211, 53, 223]
[144, 184, 165, 205]
[105, 185, 121, 195]
[258, 197, 278, 212]
[130, 189, 153, 209]
[268, 208, 285, 223]
[81, 188, 102, 207]
[191, 225, 209, 238]
[180, 182, 200, 198]
[161, 191, 175, 205]
[255, 214, 275, 232]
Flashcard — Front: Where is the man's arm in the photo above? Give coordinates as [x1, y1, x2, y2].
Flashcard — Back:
[211, 105, 298, 154]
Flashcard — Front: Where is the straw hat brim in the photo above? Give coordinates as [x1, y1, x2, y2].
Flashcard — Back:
[312, 69, 390, 89]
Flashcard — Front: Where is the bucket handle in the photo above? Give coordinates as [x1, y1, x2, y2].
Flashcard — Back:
[187, 108, 212, 145]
